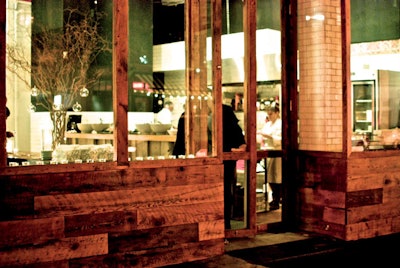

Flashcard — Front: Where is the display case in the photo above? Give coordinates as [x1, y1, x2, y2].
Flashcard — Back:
[352, 80, 376, 133]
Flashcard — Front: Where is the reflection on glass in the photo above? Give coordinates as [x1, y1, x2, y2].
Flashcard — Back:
[6, 0, 113, 165]
[230, 159, 246, 230]
[350, 1, 400, 153]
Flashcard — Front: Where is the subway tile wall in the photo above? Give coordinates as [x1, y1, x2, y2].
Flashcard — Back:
[297, 0, 343, 152]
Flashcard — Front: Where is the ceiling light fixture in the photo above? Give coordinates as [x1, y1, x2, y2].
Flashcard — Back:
[305, 14, 325, 21]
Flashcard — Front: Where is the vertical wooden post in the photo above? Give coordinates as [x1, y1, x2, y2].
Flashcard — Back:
[281, 0, 299, 229]
[243, 0, 258, 232]
[0, 1, 6, 167]
[342, 0, 351, 156]
[211, 0, 223, 158]
[185, 0, 209, 155]
[113, 0, 129, 165]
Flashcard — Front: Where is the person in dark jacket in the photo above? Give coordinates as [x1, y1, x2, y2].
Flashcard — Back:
[5, 107, 14, 139]
[172, 111, 186, 156]
[173, 104, 246, 228]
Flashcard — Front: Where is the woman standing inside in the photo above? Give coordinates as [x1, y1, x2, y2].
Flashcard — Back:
[258, 105, 282, 210]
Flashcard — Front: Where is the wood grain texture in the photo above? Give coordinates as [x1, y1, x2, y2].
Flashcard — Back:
[137, 201, 224, 229]
[65, 211, 137, 237]
[0, 234, 108, 266]
[0, 161, 225, 266]
[69, 239, 224, 268]
[297, 152, 400, 240]
[34, 183, 223, 217]
[108, 223, 199, 253]
[322, 207, 346, 225]
[198, 220, 225, 241]
[347, 188, 383, 207]
[346, 218, 393, 240]
[0, 217, 64, 248]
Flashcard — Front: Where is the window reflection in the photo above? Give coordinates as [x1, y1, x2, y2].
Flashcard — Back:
[6, 0, 114, 165]
[350, 0, 400, 152]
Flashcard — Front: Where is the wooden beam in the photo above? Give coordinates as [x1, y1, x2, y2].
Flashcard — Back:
[243, 0, 257, 234]
[113, 0, 129, 165]
[212, 0, 223, 158]
[0, 0, 6, 167]
[342, 0, 352, 156]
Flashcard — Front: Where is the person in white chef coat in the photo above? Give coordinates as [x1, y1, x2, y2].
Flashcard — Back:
[157, 100, 174, 124]
[257, 104, 282, 210]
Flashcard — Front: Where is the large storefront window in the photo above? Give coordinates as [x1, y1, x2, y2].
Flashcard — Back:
[350, 0, 400, 152]
[5, 0, 220, 166]
[7, 0, 114, 165]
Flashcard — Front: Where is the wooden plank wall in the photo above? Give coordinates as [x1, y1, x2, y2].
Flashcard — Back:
[346, 153, 400, 240]
[0, 163, 225, 267]
[296, 151, 400, 241]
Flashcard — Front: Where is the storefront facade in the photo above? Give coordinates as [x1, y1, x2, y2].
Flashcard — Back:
[0, 0, 399, 266]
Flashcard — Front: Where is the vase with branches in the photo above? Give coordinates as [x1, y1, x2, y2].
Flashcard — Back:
[7, 8, 111, 150]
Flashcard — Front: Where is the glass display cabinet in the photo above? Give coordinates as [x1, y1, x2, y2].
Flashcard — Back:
[352, 80, 376, 133]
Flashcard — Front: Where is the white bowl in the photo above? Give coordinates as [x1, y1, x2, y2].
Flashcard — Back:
[91, 123, 110, 132]
[150, 124, 171, 134]
[77, 123, 92, 133]
[167, 129, 178, 135]
[135, 123, 152, 134]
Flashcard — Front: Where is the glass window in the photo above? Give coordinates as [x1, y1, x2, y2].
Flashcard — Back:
[255, 1, 282, 226]
[6, 0, 113, 166]
[5, 0, 221, 166]
[350, 0, 400, 152]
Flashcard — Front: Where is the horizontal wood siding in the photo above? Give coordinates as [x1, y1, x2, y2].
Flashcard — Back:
[297, 151, 400, 241]
[346, 154, 400, 240]
[0, 163, 225, 267]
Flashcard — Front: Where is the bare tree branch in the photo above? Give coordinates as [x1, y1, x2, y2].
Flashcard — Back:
[7, 8, 111, 111]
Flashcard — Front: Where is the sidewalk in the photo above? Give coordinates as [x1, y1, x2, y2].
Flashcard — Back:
[167, 231, 400, 267]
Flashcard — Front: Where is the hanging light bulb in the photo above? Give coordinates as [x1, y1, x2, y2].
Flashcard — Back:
[31, 86, 38, 97]
[53, 95, 62, 110]
[80, 87, 89, 97]
[29, 103, 36, 112]
[72, 102, 82, 112]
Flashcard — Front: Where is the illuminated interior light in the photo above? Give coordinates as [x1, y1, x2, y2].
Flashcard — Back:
[31, 85, 38, 96]
[306, 14, 325, 21]
[53, 95, 62, 110]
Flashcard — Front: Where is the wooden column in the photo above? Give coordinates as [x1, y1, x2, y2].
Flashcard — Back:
[342, 0, 351, 156]
[281, 0, 299, 228]
[211, 0, 223, 158]
[0, 1, 6, 167]
[113, 0, 129, 165]
[185, 0, 209, 155]
[243, 0, 258, 232]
